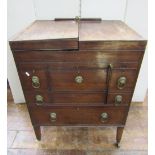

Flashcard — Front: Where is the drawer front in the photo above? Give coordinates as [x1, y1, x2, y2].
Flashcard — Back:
[25, 91, 50, 105]
[25, 92, 106, 105]
[49, 69, 138, 92]
[107, 93, 132, 105]
[109, 69, 138, 92]
[25, 92, 132, 106]
[50, 92, 106, 105]
[13, 50, 143, 63]
[49, 69, 107, 91]
[29, 106, 128, 126]
[18, 63, 138, 93]
[18, 68, 48, 91]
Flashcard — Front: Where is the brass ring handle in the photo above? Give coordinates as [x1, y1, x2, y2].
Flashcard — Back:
[101, 112, 108, 123]
[115, 95, 122, 105]
[75, 75, 83, 84]
[35, 95, 43, 105]
[50, 112, 57, 122]
[117, 76, 127, 89]
[32, 76, 40, 88]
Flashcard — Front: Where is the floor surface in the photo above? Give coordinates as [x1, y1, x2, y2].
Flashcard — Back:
[7, 89, 148, 155]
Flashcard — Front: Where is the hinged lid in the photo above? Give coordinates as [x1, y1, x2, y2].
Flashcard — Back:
[9, 20, 78, 50]
[79, 20, 147, 50]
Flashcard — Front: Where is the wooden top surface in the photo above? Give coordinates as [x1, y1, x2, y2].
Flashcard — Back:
[11, 20, 145, 42]
[79, 20, 144, 41]
[12, 20, 78, 41]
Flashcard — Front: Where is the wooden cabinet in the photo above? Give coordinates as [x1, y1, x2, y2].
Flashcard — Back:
[9, 19, 147, 147]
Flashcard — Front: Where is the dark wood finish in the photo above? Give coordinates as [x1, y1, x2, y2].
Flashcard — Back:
[25, 91, 132, 106]
[49, 69, 107, 91]
[10, 39, 78, 51]
[17, 61, 140, 70]
[10, 21, 78, 41]
[29, 106, 128, 126]
[25, 91, 106, 105]
[25, 91, 50, 104]
[18, 68, 48, 91]
[107, 92, 132, 105]
[79, 20, 147, 50]
[116, 127, 124, 147]
[13, 50, 143, 62]
[17, 63, 138, 92]
[50, 92, 106, 105]
[9, 20, 78, 50]
[109, 69, 138, 92]
[9, 20, 147, 145]
[79, 21, 146, 41]
[55, 18, 102, 22]
[33, 126, 41, 141]
[79, 41, 147, 50]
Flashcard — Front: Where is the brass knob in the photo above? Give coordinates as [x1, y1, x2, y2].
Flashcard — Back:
[35, 95, 43, 105]
[50, 112, 56, 122]
[115, 95, 122, 105]
[117, 76, 127, 89]
[75, 75, 83, 84]
[75, 16, 80, 21]
[101, 112, 108, 123]
[32, 76, 40, 88]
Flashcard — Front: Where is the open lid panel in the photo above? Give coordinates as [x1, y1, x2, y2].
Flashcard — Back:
[9, 20, 79, 51]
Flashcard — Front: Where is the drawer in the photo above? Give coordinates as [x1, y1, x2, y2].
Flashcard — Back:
[49, 69, 138, 92]
[13, 50, 143, 63]
[25, 91, 107, 106]
[25, 91, 50, 105]
[107, 93, 132, 105]
[18, 66, 48, 91]
[49, 69, 107, 91]
[25, 92, 132, 106]
[18, 63, 138, 92]
[109, 69, 138, 92]
[50, 92, 106, 105]
[29, 106, 128, 126]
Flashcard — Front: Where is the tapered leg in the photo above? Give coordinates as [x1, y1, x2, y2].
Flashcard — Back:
[116, 127, 124, 148]
[33, 126, 41, 140]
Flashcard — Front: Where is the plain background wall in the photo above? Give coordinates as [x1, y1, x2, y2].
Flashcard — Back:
[7, 0, 35, 103]
[7, 0, 148, 103]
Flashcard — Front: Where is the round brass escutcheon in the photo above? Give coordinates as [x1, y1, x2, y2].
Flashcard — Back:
[32, 76, 40, 88]
[115, 95, 122, 105]
[35, 95, 43, 105]
[117, 76, 127, 89]
[101, 112, 108, 123]
[75, 75, 83, 84]
[50, 112, 57, 122]
[75, 16, 80, 21]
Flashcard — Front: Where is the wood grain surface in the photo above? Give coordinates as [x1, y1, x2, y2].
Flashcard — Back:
[29, 106, 127, 126]
[79, 20, 145, 41]
[10, 20, 78, 41]
[9, 19, 147, 143]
